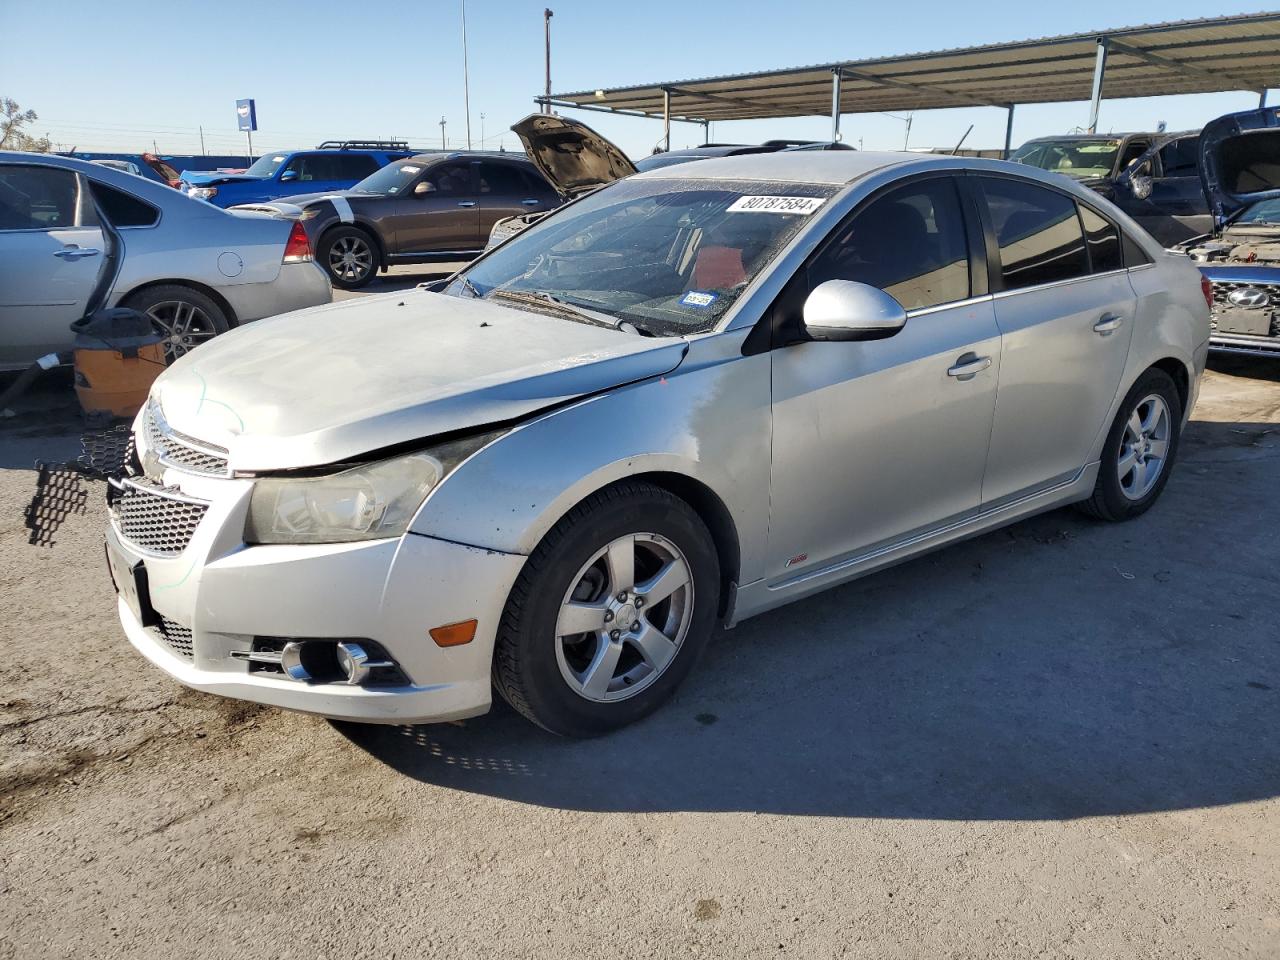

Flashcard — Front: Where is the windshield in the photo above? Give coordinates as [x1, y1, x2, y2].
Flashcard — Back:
[447, 177, 837, 336]
[1235, 197, 1280, 225]
[1010, 139, 1121, 179]
[351, 159, 425, 195]
[244, 153, 289, 178]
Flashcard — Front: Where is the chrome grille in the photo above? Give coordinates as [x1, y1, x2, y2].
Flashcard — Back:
[143, 401, 230, 477]
[111, 478, 209, 556]
[152, 618, 194, 659]
[1209, 280, 1280, 338]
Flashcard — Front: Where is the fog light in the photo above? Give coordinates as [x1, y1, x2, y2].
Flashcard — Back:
[280, 641, 311, 681]
[335, 641, 371, 685]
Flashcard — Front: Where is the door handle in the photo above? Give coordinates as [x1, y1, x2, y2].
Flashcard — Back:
[521, 198, 541, 206]
[54, 246, 101, 261]
[1093, 314, 1124, 336]
[946, 353, 992, 381]
[456, 200, 477, 208]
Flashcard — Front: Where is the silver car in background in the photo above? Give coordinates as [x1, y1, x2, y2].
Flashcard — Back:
[0, 151, 331, 371]
[106, 151, 1209, 737]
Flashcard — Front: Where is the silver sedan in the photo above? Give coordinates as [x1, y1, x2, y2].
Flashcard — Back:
[106, 151, 1209, 736]
[0, 151, 330, 371]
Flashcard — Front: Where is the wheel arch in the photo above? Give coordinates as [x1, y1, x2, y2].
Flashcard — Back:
[1148, 356, 1191, 415]
[117, 278, 239, 327]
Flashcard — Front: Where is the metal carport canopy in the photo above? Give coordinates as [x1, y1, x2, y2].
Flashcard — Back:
[543, 12, 1280, 146]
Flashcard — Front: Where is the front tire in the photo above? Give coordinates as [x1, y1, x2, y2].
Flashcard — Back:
[493, 481, 720, 737]
[1076, 368, 1183, 522]
[320, 226, 378, 289]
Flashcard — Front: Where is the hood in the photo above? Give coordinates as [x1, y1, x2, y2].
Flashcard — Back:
[511, 113, 637, 197]
[1199, 107, 1280, 224]
[180, 170, 264, 188]
[152, 291, 686, 471]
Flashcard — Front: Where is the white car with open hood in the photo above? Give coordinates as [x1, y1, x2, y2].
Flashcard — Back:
[106, 149, 1209, 736]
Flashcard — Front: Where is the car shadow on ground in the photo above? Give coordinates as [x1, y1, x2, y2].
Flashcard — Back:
[342, 416, 1279, 821]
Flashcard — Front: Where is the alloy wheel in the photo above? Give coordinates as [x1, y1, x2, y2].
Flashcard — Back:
[555, 533, 695, 703]
[145, 300, 218, 363]
[328, 235, 373, 283]
[1117, 394, 1171, 501]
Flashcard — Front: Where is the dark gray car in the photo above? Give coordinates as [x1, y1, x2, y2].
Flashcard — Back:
[237, 153, 561, 289]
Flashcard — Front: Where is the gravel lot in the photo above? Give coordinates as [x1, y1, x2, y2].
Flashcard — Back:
[1, 287, 1277, 958]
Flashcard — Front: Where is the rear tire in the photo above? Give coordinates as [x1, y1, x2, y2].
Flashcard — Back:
[1075, 368, 1183, 522]
[320, 226, 378, 289]
[122, 284, 229, 364]
[493, 481, 720, 738]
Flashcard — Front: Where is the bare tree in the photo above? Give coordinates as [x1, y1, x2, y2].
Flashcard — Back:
[0, 98, 52, 152]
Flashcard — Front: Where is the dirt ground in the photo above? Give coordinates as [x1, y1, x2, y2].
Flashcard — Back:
[1, 318, 1277, 958]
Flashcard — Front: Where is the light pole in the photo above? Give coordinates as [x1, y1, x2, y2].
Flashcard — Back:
[480, 112, 486, 147]
[544, 9, 554, 114]
[439, 116, 447, 149]
[461, 0, 472, 150]
[883, 112, 913, 150]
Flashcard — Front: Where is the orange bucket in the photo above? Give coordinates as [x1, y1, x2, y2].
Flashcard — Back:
[71, 309, 167, 418]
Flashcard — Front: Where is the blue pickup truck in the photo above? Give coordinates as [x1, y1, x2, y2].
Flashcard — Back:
[180, 141, 419, 208]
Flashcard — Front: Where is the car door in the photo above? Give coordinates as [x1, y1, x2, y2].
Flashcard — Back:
[768, 175, 1001, 580]
[477, 161, 557, 237]
[1124, 137, 1211, 246]
[387, 161, 481, 254]
[0, 164, 106, 368]
[975, 175, 1136, 507]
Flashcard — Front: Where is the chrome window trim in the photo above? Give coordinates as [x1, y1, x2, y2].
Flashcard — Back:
[906, 292, 996, 318]
[991, 268, 1127, 301]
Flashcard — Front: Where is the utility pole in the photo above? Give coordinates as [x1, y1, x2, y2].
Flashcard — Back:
[199, 126, 206, 155]
[480, 112, 486, 147]
[544, 9, 554, 114]
[439, 116, 447, 149]
[461, 0, 472, 150]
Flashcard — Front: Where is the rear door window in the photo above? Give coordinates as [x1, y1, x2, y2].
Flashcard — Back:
[477, 162, 541, 196]
[330, 154, 379, 179]
[808, 177, 971, 311]
[979, 177, 1089, 291]
[0, 165, 80, 230]
[1158, 137, 1200, 177]
[1078, 204, 1122, 273]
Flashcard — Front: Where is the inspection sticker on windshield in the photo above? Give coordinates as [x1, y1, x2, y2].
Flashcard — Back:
[727, 195, 824, 215]
[680, 290, 719, 308]
[400, 165, 420, 174]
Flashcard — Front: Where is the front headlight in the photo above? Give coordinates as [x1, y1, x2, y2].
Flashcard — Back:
[188, 186, 218, 200]
[244, 433, 496, 545]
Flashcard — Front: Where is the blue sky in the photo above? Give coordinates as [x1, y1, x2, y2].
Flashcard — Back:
[2, 1, 1272, 159]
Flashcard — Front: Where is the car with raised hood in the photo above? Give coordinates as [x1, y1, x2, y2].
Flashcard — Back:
[484, 113, 637, 249]
[233, 152, 561, 289]
[0, 151, 330, 372]
[1011, 131, 1210, 247]
[180, 142, 416, 209]
[105, 148, 1209, 737]
[1178, 107, 1280, 359]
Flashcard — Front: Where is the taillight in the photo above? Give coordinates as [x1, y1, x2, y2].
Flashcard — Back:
[283, 221, 312, 262]
[1200, 275, 1213, 309]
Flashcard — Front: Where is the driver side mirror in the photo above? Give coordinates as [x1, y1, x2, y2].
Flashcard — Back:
[802, 280, 907, 342]
[279, 170, 298, 183]
[1126, 160, 1154, 199]
[413, 180, 437, 196]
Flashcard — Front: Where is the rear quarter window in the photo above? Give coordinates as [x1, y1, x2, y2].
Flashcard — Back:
[980, 177, 1089, 290]
[89, 180, 159, 227]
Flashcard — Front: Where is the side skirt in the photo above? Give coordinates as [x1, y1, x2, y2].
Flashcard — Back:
[727, 463, 1100, 627]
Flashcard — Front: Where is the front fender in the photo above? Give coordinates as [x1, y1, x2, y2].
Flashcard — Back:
[410, 329, 773, 586]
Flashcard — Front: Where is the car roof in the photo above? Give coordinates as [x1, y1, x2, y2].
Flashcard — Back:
[632, 150, 936, 185]
[1, 149, 219, 209]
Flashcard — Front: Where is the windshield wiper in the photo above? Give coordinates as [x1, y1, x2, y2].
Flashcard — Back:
[487, 289, 621, 330]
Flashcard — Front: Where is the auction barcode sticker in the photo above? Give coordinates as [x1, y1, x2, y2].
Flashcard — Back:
[727, 196, 825, 215]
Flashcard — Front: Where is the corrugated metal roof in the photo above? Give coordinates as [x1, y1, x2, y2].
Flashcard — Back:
[547, 13, 1280, 122]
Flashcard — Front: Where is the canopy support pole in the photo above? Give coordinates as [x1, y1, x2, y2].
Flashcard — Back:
[1003, 104, 1015, 159]
[1087, 38, 1109, 134]
[662, 88, 671, 152]
[1262, 89, 1270, 108]
[830, 68, 843, 142]
[702, 120, 710, 145]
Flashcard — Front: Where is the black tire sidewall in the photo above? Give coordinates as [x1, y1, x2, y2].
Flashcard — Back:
[501, 488, 720, 737]
[1095, 369, 1183, 520]
[321, 227, 377, 289]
